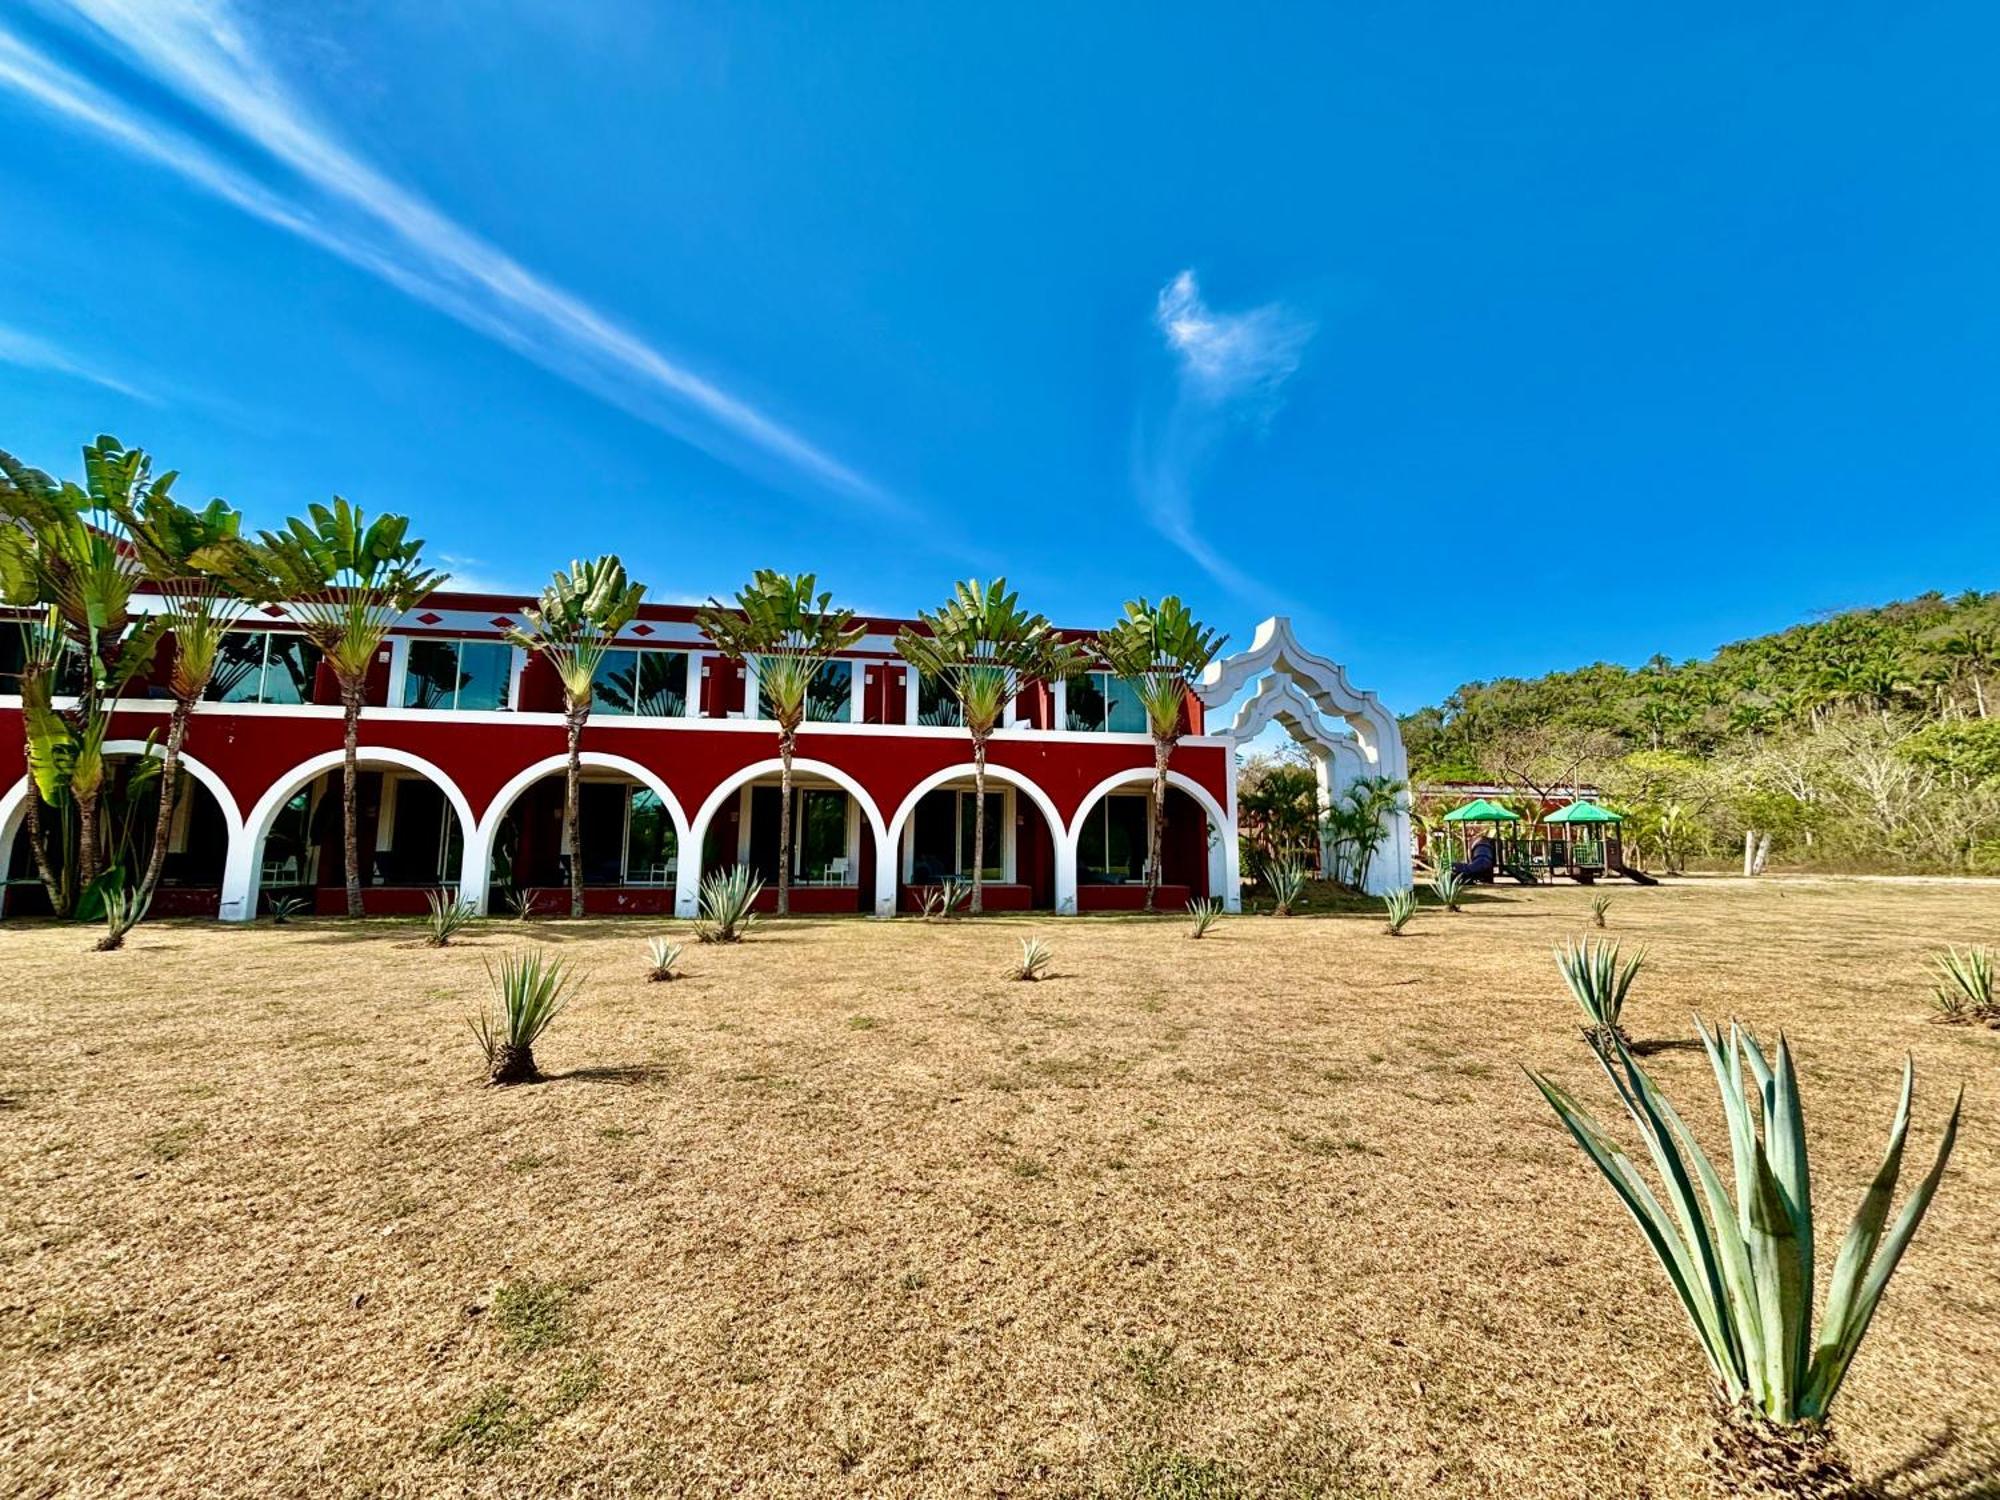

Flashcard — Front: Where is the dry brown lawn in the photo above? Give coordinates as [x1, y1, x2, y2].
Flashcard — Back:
[3, 879, 1998, 1499]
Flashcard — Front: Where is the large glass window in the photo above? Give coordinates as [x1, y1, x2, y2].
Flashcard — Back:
[917, 672, 961, 726]
[754, 659, 852, 723]
[404, 639, 512, 711]
[207, 631, 323, 705]
[795, 788, 850, 880]
[909, 788, 1006, 881]
[625, 789, 676, 884]
[594, 649, 688, 717]
[1065, 672, 1149, 733]
[1076, 793, 1149, 883]
[569, 783, 678, 884]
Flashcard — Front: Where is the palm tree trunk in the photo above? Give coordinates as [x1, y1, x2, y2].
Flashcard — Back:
[776, 728, 794, 916]
[1145, 735, 1171, 913]
[101, 699, 191, 949]
[565, 703, 586, 918]
[21, 783, 69, 918]
[341, 679, 364, 918]
[75, 777, 102, 897]
[970, 734, 987, 915]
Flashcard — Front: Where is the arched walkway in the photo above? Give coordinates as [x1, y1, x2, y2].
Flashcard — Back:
[224, 748, 478, 920]
[687, 757, 891, 917]
[468, 752, 691, 916]
[1, 742, 243, 918]
[1064, 767, 1234, 915]
[884, 762, 1068, 914]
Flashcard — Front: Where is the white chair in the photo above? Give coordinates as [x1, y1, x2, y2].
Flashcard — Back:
[826, 856, 849, 886]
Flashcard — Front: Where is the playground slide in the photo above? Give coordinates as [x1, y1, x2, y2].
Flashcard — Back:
[1612, 861, 1659, 885]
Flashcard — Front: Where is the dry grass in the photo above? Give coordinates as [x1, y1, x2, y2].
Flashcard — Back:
[3, 878, 1998, 1498]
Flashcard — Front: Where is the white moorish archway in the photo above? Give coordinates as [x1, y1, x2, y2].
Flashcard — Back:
[467, 752, 693, 916]
[1064, 767, 1234, 915]
[687, 757, 891, 918]
[224, 748, 478, 920]
[1199, 616, 1413, 896]
[883, 762, 1068, 915]
[0, 740, 245, 919]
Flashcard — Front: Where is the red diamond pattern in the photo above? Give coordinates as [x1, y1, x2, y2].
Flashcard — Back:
[631, 622, 655, 637]
[489, 616, 516, 629]
[261, 604, 287, 618]
[416, 611, 443, 625]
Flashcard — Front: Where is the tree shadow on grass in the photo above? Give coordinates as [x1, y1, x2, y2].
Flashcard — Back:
[1870, 1423, 2000, 1499]
[550, 1062, 678, 1087]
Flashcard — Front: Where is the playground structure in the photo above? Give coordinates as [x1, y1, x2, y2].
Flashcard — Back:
[1440, 798, 1657, 885]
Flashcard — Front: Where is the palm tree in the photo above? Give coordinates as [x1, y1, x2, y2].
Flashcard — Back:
[897, 580, 1081, 914]
[213, 500, 444, 916]
[1093, 596, 1225, 911]
[696, 572, 861, 916]
[504, 557, 645, 917]
[0, 439, 172, 916]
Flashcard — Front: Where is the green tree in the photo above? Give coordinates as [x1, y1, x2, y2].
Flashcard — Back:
[211, 500, 444, 917]
[696, 572, 861, 916]
[1094, 596, 1226, 911]
[505, 557, 646, 917]
[897, 580, 1081, 914]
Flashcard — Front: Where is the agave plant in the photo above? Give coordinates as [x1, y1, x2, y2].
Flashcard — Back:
[1929, 945, 1995, 1025]
[1590, 893, 1612, 929]
[694, 866, 763, 944]
[1186, 896, 1223, 939]
[1530, 1023, 1961, 1494]
[505, 887, 542, 921]
[1009, 937, 1053, 982]
[645, 937, 683, 983]
[469, 949, 579, 1085]
[1556, 938, 1644, 1052]
[1382, 886, 1418, 935]
[1430, 868, 1465, 913]
[919, 878, 973, 920]
[94, 883, 153, 952]
[423, 887, 477, 948]
[1264, 856, 1308, 916]
[268, 895, 307, 926]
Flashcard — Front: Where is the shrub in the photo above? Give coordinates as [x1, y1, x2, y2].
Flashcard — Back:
[1430, 868, 1465, 913]
[469, 949, 579, 1085]
[505, 887, 542, 921]
[424, 887, 477, 948]
[93, 885, 153, 953]
[694, 866, 763, 944]
[268, 895, 306, 925]
[1590, 893, 1611, 929]
[1186, 897, 1223, 938]
[1009, 937, 1053, 982]
[1555, 938, 1643, 1052]
[918, 878, 972, 920]
[1929, 945, 1996, 1025]
[1264, 857, 1308, 916]
[1382, 886, 1417, 935]
[645, 937, 683, 983]
[1529, 1022, 1961, 1495]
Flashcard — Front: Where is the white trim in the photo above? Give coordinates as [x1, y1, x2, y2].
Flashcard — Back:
[1065, 767, 1235, 914]
[687, 757, 892, 917]
[468, 751, 692, 915]
[225, 748, 478, 921]
[883, 764, 1065, 913]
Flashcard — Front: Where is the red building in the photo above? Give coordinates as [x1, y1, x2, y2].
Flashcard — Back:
[2, 592, 1252, 920]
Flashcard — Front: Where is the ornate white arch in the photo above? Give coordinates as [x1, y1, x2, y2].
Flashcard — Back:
[686, 757, 892, 918]
[223, 748, 478, 921]
[1063, 767, 1234, 914]
[1200, 616, 1413, 894]
[882, 762, 1068, 915]
[0, 742, 244, 919]
[468, 752, 691, 916]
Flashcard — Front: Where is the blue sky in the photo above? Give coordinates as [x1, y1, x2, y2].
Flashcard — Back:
[2, 1, 1996, 713]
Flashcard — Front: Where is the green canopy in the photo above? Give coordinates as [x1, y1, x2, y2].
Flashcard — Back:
[1546, 799, 1623, 825]
[1442, 798, 1520, 823]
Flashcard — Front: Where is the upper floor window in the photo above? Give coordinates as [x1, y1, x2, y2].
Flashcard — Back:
[916, 672, 962, 727]
[1065, 672, 1149, 733]
[760, 659, 852, 723]
[208, 631, 324, 706]
[593, 648, 688, 717]
[404, 639, 512, 712]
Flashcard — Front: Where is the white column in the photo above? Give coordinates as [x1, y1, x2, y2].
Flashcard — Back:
[385, 635, 412, 709]
[871, 820, 897, 915]
[1053, 826, 1078, 915]
[674, 849, 700, 917]
[904, 668, 920, 725]
[685, 651, 706, 719]
[506, 646, 526, 711]
[848, 660, 866, 724]
[219, 826, 257, 921]
[459, 823, 492, 914]
[742, 657, 761, 720]
[1051, 676, 1068, 732]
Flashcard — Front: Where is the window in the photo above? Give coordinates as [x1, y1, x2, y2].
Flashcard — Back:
[795, 788, 850, 880]
[207, 631, 324, 705]
[754, 658, 852, 722]
[1065, 672, 1148, 733]
[404, 639, 512, 711]
[917, 672, 961, 726]
[624, 788, 676, 884]
[909, 787, 1006, 882]
[593, 649, 688, 717]
[1076, 793, 1149, 882]
[566, 784, 678, 884]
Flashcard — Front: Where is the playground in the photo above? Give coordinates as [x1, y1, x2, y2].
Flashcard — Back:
[1439, 796, 1659, 886]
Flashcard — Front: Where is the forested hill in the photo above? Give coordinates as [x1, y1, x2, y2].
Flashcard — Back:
[1398, 590, 2000, 873]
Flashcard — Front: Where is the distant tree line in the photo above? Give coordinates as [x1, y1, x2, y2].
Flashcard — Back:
[1399, 590, 2000, 873]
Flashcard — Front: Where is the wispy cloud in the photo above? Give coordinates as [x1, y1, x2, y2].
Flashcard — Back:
[0, 320, 151, 400]
[1133, 270, 1315, 602]
[0, 0, 897, 513]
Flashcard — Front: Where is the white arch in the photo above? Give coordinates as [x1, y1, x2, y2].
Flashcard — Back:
[1064, 767, 1236, 914]
[0, 742, 244, 919]
[883, 762, 1069, 916]
[468, 752, 692, 916]
[686, 757, 892, 918]
[223, 748, 478, 921]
